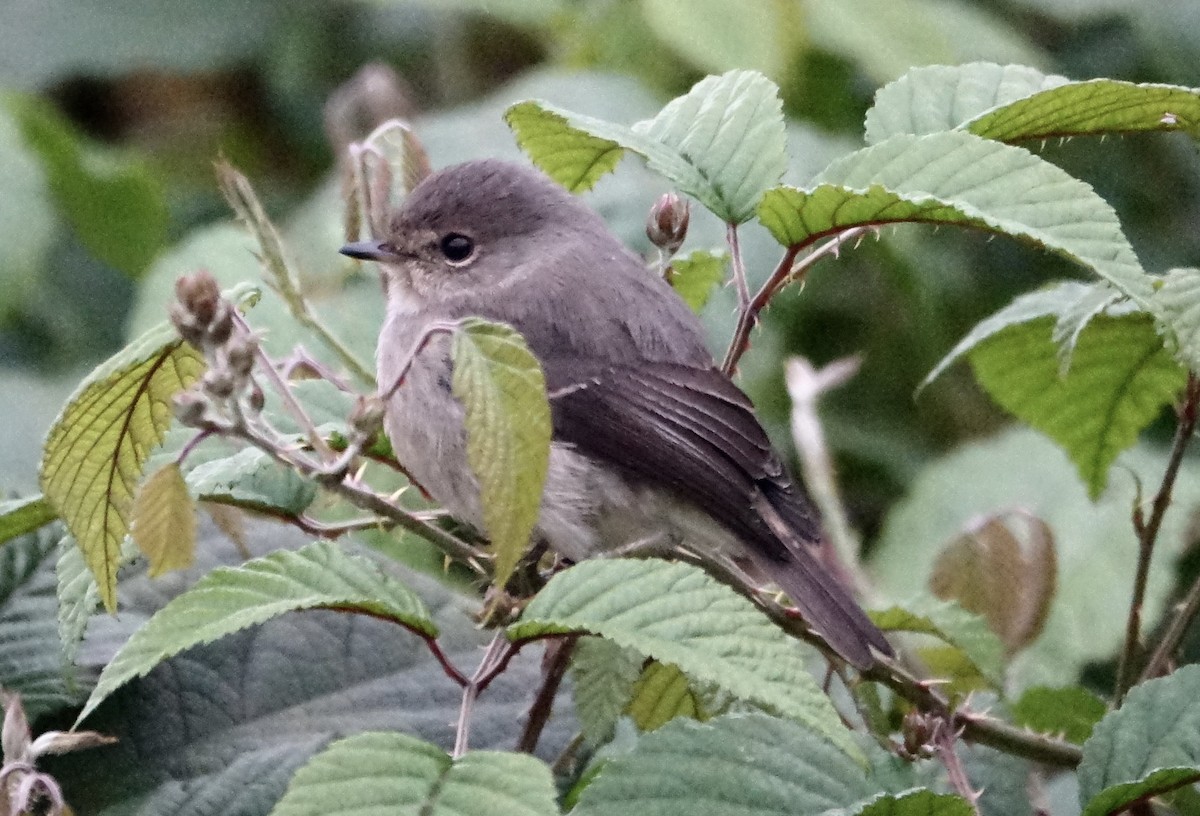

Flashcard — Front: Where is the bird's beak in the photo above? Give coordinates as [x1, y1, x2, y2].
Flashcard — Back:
[340, 240, 397, 262]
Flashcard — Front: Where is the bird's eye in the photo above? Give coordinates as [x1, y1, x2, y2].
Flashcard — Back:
[439, 233, 475, 264]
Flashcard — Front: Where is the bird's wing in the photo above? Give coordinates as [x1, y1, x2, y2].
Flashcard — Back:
[542, 356, 890, 667]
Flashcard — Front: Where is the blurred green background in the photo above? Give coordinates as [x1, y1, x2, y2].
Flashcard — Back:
[2, 0, 1199, 543]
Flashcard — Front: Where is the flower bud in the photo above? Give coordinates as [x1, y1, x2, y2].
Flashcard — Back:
[175, 271, 220, 326]
[202, 369, 236, 400]
[206, 300, 235, 346]
[173, 391, 209, 426]
[225, 335, 258, 378]
[350, 395, 386, 435]
[646, 192, 689, 254]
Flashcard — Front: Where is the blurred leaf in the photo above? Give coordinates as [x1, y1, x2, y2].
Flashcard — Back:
[509, 558, 858, 759]
[571, 636, 643, 746]
[451, 318, 550, 588]
[626, 661, 702, 732]
[871, 596, 1005, 687]
[805, 0, 1046, 84]
[669, 249, 727, 312]
[6, 94, 167, 277]
[0, 526, 79, 719]
[131, 462, 196, 578]
[1153, 267, 1200, 372]
[969, 313, 1185, 498]
[508, 70, 787, 223]
[638, 0, 801, 79]
[1078, 665, 1200, 816]
[758, 130, 1153, 306]
[873, 429, 1200, 689]
[1012, 686, 1107, 744]
[867, 63, 1200, 146]
[39, 322, 205, 611]
[852, 790, 973, 816]
[271, 731, 558, 816]
[0, 102, 55, 317]
[77, 540, 437, 725]
[571, 713, 876, 816]
[186, 447, 318, 517]
[929, 512, 1056, 656]
[0, 495, 56, 545]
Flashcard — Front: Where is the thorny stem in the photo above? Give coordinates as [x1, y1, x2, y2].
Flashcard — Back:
[932, 719, 982, 815]
[722, 227, 868, 374]
[727, 223, 751, 311]
[1118, 373, 1200, 699]
[516, 636, 578, 754]
[1140, 564, 1200, 683]
[455, 633, 522, 757]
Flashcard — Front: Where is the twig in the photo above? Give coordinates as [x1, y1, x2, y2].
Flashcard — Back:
[722, 227, 867, 374]
[1115, 373, 1200, 704]
[932, 719, 983, 815]
[727, 223, 751, 311]
[454, 633, 522, 757]
[516, 636, 578, 753]
[1140, 565, 1200, 683]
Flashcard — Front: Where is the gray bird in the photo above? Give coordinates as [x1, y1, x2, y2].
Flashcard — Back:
[341, 158, 890, 668]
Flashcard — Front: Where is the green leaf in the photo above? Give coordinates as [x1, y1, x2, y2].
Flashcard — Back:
[1078, 665, 1200, 816]
[6, 93, 167, 277]
[668, 249, 727, 312]
[76, 540, 436, 725]
[758, 130, 1153, 306]
[269, 731, 558, 816]
[1153, 267, 1200, 372]
[131, 462, 196, 578]
[921, 281, 1114, 389]
[186, 447, 318, 517]
[39, 321, 206, 611]
[0, 102, 55, 317]
[55, 533, 100, 666]
[0, 495, 57, 545]
[929, 512, 1057, 656]
[508, 558, 858, 758]
[638, 0, 800, 79]
[1012, 686, 1107, 744]
[571, 713, 874, 816]
[572, 636, 644, 746]
[626, 661, 703, 732]
[850, 789, 974, 816]
[507, 70, 787, 223]
[871, 595, 1005, 687]
[968, 313, 1186, 498]
[451, 318, 550, 588]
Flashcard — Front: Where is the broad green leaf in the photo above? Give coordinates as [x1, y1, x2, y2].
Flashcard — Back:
[186, 447, 318, 517]
[77, 540, 435, 724]
[1153, 267, 1200, 372]
[929, 512, 1056, 656]
[7, 93, 167, 277]
[572, 713, 875, 816]
[572, 636, 644, 746]
[871, 595, 1005, 687]
[806, 0, 1046, 85]
[0, 101, 55, 315]
[866, 62, 1065, 144]
[850, 789, 974, 816]
[0, 495, 56, 545]
[639, 0, 800, 79]
[508, 558, 858, 758]
[668, 249, 727, 312]
[55, 533, 100, 666]
[921, 281, 1112, 389]
[39, 321, 206, 611]
[1012, 686, 1107, 744]
[507, 70, 787, 223]
[270, 731, 558, 816]
[131, 462, 196, 578]
[0, 526, 79, 719]
[758, 130, 1153, 306]
[626, 661, 702, 732]
[451, 318, 550, 588]
[1078, 665, 1200, 816]
[968, 313, 1186, 498]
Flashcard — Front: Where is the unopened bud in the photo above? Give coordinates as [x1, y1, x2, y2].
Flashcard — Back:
[202, 369, 236, 400]
[169, 303, 204, 348]
[173, 391, 209, 426]
[175, 271, 220, 326]
[350, 395, 386, 435]
[207, 301, 235, 346]
[901, 710, 937, 758]
[226, 335, 258, 378]
[246, 382, 265, 413]
[646, 192, 689, 254]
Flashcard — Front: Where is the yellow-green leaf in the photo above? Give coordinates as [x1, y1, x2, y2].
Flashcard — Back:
[451, 318, 550, 588]
[39, 322, 205, 611]
[626, 661, 703, 732]
[669, 249, 727, 312]
[131, 462, 197, 577]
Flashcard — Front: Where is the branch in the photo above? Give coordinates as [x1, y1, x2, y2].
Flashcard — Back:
[515, 636, 577, 754]
[1115, 372, 1200, 704]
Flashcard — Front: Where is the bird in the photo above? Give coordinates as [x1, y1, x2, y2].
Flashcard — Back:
[341, 158, 891, 668]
